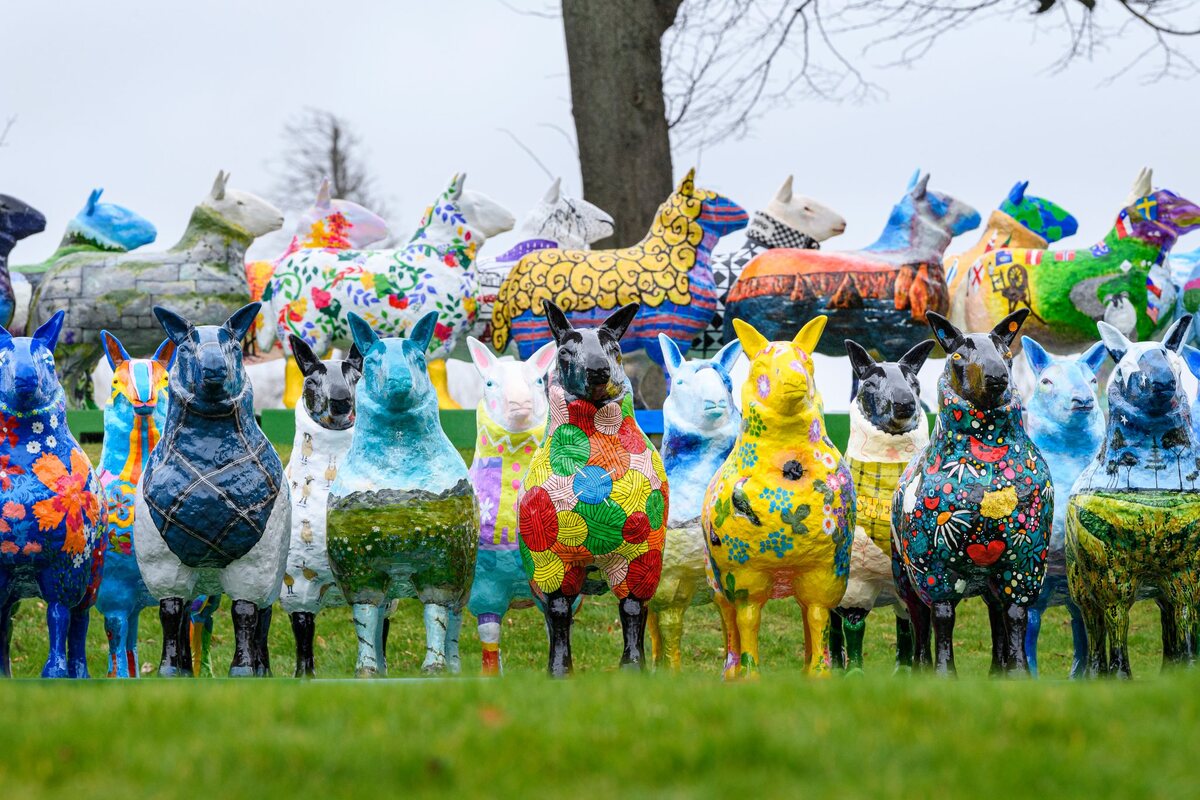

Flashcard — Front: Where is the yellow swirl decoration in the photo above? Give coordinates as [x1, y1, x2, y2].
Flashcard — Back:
[491, 175, 718, 350]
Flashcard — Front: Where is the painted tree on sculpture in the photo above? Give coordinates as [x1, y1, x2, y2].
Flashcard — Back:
[1146, 440, 1168, 489]
[1162, 426, 1191, 486]
[1118, 451, 1140, 489]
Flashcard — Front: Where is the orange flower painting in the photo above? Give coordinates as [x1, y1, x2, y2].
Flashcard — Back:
[31, 451, 100, 556]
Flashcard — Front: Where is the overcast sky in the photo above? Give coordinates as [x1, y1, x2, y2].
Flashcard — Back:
[4, 1, 1199, 406]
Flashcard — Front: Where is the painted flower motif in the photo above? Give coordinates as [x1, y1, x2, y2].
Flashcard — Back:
[388, 295, 409, 310]
[0, 541, 17, 555]
[44, 435, 57, 450]
[478, 496, 496, 526]
[756, 374, 771, 400]
[822, 516, 836, 535]
[443, 252, 460, 268]
[434, 323, 453, 343]
[808, 419, 821, 444]
[0, 456, 24, 491]
[31, 451, 101, 556]
[49, 415, 58, 430]
[0, 415, 17, 448]
[26, 441, 41, 455]
[22, 542, 41, 555]
[360, 273, 377, 291]
[31, 421, 44, 435]
[311, 287, 332, 309]
[2, 502, 24, 519]
[286, 298, 309, 321]
[759, 529, 795, 558]
[723, 535, 751, 564]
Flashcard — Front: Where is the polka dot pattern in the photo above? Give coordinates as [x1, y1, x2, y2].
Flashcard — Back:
[518, 386, 667, 600]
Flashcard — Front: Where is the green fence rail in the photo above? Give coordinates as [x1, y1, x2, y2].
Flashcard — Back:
[66, 409, 933, 454]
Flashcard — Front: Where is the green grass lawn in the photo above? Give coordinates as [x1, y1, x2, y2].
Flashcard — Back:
[0, 442, 1191, 797]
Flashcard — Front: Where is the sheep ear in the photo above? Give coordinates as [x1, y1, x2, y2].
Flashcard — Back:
[676, 168, 696, 197]
[926, 312, 962, 354]
[794, 315, 827, 354]
[542, 177, 562, 205]
[1079, 341, 1108, 376]
[409, 312, 438, 353]
[910, 172, 929, 200]
[775, 175, 793, 204]
[345, 343, 364, 376]
[153, 339, 177, 370]
[906, 168, 921, 191]
[1097, 321, 1132, 364]
[347, 312, 379, 355]
[844, 339, 876, 379]
[224, 302, 261, 343]
[210, 170, 228, 201]
[528, 341, 557, 379]
[991, 309, 1029, 348]
[1021, 336, 1052, 376]
[1183, 345, 1200, 380]
[101, 330, 130, 370]
[315, 178, 332, 208]
[732, 319, 768, 359]
[1007, 180, 1028, 206]
[600, 303, 639, 342]
[466, 336, 498, 379]
[1163, 315, 1191, 353]
[544, 301, 574, 345]
[86, 188, 103, 216]
[713, 338, 743, 378]
[657, 334, 684, 380]
[898, 339, 936, 375]
[289, 335, 324, 377]
[154, 306, 192, 345]
[33, 310, 66, 351]
[448, 173, 465, 201]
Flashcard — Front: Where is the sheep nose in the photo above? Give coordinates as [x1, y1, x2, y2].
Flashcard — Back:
[586, 366, 611, 386]
[1071, 396, 1094, 411]
[330, 397, 352, 416]
[893, 400, 917, 419]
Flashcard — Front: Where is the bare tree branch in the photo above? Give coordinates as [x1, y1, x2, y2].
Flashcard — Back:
[538, 121, 580, 157]
[270, 107, 389, 216]
[495, 0, 559, 18]
[661, 0, 1200, 151]
[498, 127, 558, 181]
[0, 116, 16, 149]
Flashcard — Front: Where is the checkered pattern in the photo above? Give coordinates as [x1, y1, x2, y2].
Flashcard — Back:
[691, 211, 820, 358]
[847, 457, 905, 548]
[143, 400, 283, 569]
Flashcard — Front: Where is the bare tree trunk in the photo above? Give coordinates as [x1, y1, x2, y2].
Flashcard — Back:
[562, 0, 682, 248]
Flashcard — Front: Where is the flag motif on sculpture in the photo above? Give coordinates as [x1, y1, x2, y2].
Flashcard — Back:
[1054, 251, 1075, 262]
[1115, 210, 1134, 239]
[1134, 195, 1159, 221]
[1091, 243, 1111, 258]
[1027, 250, 1043, 266]
[996, 251, 1013, 266]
